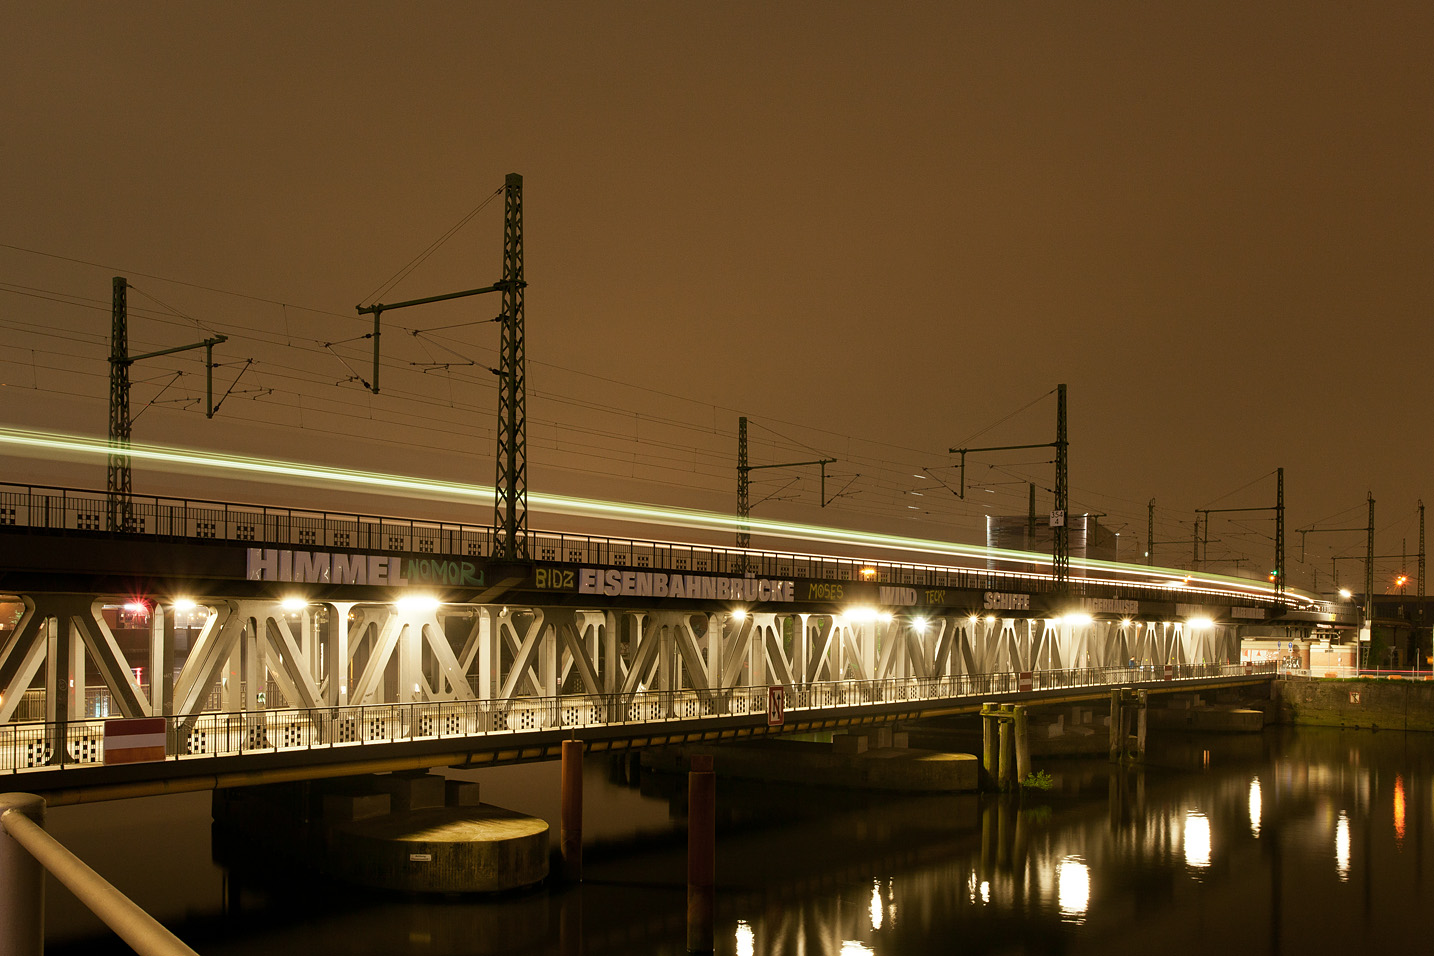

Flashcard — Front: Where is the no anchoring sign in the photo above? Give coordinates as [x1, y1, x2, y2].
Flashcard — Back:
[767, 685, 785, 726]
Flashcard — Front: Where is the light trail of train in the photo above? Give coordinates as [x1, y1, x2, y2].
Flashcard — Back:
[0, 425, 1309, 607]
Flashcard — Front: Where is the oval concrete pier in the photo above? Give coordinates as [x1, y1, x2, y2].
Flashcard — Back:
[327, 803, 549, 893]
[214, 773, 550, 894]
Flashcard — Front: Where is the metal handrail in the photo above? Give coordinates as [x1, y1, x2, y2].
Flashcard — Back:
[0, 480, 1290, 608]
[0, 795, 200, 956]
[1, 662, 1277, 775]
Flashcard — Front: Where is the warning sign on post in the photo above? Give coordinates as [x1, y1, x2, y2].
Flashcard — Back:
[767, 685, 785, 727]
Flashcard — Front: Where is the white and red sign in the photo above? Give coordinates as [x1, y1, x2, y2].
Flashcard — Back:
[104, 717, 166, 765]
[1162, 664, 1174, 681]
[1018, 671, 1033, 692]
[766, 685, 785, 727]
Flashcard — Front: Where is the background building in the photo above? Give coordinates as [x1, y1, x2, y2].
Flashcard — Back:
[986, 513, 1119, 562]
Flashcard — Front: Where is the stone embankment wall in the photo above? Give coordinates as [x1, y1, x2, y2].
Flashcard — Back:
[1276, 677, 1434, 732]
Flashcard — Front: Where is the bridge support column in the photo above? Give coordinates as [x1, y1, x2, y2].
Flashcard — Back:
[150, 608, 169, 715]
[46, 612, 82, 761]
[687, 754, 715, 953]
[997, 705, 1015, 790]
[0, 792, 45, 956]
[981, 702, 997, 786]
[1109, 688, 1147, 763]
[1136, 689, 1148, 756]
[560, 739, 583, 883]
[980, 702, 1031, 790]
[1013, 705, 1031, 785]
[1109, 689, 1122, 762]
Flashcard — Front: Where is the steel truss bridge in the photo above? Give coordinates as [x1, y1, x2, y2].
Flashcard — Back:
[0, 483, 1332, 791]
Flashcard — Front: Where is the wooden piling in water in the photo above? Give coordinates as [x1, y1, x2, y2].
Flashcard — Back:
[1109, 688, 1123, 762]
[1136, 690, 1149, 758]
[560, 739, 583, 883]
[998, 706, 1015, 790]
[981, 702, 998, 787]
[687, 754, 715, 953]
[1013, 705, 1031, 784]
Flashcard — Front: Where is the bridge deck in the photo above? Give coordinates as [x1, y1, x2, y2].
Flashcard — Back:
[4, 664, 1274, 798]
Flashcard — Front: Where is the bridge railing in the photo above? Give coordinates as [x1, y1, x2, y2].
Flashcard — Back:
[0, 662, 1275, 775]
[1, 480, 1291, 611]
[0, 793, 200, 956]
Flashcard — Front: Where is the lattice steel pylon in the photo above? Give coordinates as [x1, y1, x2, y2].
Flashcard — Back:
[493, 173, 528, 560]
[1365, 493, 1376, 638]
[737, 416, 750, 549]
[1419, 500, 1426, 603]
[1053, 383, 1069, 587]
[107, 277, 134, 531]
[1275, 467, 1285, 595]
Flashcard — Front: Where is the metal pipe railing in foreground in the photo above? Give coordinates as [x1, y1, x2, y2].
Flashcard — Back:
[0, 793, 200, 956]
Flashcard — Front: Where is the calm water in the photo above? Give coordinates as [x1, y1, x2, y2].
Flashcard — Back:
[39, 725, 1434, 955]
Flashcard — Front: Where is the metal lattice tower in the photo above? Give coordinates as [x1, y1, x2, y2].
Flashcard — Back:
[736, 416, 750, 550]
[1147, 498, 1155, 566]
[107, 277, 133, 531]
[1053, 383, 1069, 587]
[1420, 500, 1427, 660]
[1365, 493, 1376, 636]
[1420, 499, 1426, 601]
[493, 173, 528, 560]
[1275, 467, 1285, 595]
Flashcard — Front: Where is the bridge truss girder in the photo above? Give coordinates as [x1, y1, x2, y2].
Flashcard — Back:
[1, 591, 1245, 730]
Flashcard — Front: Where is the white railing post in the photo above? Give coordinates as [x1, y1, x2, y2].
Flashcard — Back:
[0, 792, 45, 956]
[1, 792, 199, 956]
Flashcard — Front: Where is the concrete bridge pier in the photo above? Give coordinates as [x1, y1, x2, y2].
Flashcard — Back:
[1108, 688, 1148, 763]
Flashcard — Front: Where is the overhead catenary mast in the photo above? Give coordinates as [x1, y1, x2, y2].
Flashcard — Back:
[949, 384, 1069, 588]
[735, 416, 836, 551]
[356, 173, 528, 560]
[493, 173, 528, 560]
[108, 276, 228, 531]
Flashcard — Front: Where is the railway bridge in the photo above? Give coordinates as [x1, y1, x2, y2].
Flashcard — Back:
[0, 482, 1342, 798]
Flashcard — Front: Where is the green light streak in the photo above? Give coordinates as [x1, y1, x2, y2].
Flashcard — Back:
[0, 425, 1302, 602]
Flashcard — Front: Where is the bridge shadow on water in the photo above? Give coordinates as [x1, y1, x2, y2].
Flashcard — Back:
[48, 724, 1417, 956]
[41, 746, 1123, 956]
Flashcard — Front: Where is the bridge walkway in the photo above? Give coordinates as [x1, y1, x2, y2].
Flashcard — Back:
[3, 663, 1274, 800]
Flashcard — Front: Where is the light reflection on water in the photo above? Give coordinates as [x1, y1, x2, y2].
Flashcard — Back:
[39, 725, 1434, 955]
[1336, 809, 1352, 881]
[734, 919, 754, 956]
[1056, 855, 1090, 923]
[1393, 774, 1405, 844]
[1184, 810, 1212, 871]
